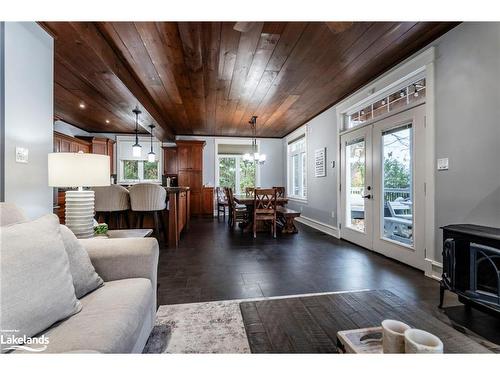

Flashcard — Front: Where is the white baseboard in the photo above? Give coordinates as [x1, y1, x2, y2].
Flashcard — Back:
[295, 216, 340, 238]
[424, 258, 442, 281]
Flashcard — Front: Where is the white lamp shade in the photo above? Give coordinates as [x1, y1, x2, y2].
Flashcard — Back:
[48, 153, 110, 188]
[132, 144, 142, 157]
[148, 152, 156, 163]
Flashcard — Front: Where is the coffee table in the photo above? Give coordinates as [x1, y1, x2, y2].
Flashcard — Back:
[100, 229, 153, 238]
[239, 290, 491, 353]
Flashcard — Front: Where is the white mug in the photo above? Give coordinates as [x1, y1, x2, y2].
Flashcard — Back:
[381, 319, 411, 353]
[404, 329, 444, 353]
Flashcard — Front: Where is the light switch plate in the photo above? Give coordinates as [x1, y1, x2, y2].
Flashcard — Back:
[15, 147, 29, 163]
[437, 158, 449, 171]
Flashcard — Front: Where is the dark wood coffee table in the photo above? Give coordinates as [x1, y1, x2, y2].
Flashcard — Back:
[239, 290, 491, 353]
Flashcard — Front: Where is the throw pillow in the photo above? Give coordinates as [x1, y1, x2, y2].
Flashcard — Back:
[0, 214, 82, 347]
[59, 224, 104, 298]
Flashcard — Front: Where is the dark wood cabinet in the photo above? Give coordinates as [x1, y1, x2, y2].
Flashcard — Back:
[202, 187, 214, 216]
[54, 132, 91, 153]
[173, 140, 205, 216]
[176, 140, 203, 171]
[163, 147, 178, 175]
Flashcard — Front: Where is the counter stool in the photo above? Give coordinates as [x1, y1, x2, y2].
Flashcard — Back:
[128, 183, 167, 243]
[93, 185, 130, 229]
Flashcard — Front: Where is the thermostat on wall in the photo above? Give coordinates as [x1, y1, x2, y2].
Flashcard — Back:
[15, 147, 29, 163]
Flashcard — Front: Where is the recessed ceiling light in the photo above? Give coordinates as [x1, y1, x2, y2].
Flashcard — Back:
[79, 103, 86, 109]
[105, 119, 110, 124]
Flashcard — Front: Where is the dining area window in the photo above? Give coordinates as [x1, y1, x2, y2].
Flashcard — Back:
[216, 141, 259, 195]
[117, 135, 162, 183]
[287, 135, 307, 200]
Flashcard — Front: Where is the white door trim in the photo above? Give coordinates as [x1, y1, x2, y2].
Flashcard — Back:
[335, 47, 436, 275]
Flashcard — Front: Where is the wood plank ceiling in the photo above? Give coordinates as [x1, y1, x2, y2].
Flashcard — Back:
[41, 22, 458, 140]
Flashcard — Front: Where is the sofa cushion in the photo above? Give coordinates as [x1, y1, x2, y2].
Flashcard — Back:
[0, 214, 82, 348]
[0, 202, 28, 226]
[31, 278, 153, 353]
[59, 225, 104, 298]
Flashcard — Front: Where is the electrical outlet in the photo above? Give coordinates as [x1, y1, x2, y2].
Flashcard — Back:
[15, 147, 29, 163]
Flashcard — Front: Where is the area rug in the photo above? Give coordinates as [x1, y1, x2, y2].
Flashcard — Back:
[143, 290, 367, 353]
[143, 299, 250, 353]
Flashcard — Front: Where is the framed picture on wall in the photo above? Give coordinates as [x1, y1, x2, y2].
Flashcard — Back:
[314, 148, 326, 177]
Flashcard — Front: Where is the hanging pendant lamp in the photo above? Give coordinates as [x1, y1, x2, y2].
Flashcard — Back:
[148, 124, 156, 163]
[243, 116, 266, 164]
[132, 106, 142, 157]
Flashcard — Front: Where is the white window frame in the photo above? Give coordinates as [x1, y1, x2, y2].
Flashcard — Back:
[214, 138, 261, 191]
[286, 126, 308, 201]
[216, 154, 259, 195]
[116, 135, 162, 184]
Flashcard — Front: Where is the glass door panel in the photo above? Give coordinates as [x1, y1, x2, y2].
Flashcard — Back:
[340, 125, 373, 251]
[346, 138, 366, 232]
[381, 124, 413, 246]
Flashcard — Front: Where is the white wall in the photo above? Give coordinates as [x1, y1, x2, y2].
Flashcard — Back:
[3, 22, 54, 219]
[175, 135, 285, 188]
[432, 22, 500, 261]
[285, 108, 338, 227]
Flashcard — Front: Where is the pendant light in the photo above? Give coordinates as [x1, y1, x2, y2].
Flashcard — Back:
[148, 124, 156, 163]
[243, 116, 266, 164]
[132, 106, 142, 157]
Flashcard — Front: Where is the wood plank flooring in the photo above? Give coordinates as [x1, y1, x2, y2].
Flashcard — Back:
[157, 217, 500, 347]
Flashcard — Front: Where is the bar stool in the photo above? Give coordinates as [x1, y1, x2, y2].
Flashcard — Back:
[93, 185, 130, 229]
[128, 183, 167, 242]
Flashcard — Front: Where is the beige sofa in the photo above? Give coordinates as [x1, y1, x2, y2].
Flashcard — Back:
[1, 204, 159, 353]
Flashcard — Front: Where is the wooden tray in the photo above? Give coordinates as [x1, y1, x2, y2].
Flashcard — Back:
[336, 326, 383, 354]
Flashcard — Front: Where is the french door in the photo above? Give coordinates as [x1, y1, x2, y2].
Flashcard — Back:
[340, 105, 426, 270]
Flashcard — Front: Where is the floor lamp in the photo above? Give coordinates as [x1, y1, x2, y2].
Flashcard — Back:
[48, 152, 110, 238]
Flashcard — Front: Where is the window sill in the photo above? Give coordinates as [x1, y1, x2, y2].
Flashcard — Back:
[287, 197, 308, 204]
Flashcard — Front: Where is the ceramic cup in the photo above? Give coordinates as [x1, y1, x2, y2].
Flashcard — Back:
[404, 329, 444, 353]
[381, 319, 411, 353]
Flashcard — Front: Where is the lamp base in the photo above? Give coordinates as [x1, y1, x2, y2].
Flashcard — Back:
[65, 190, 95, 238]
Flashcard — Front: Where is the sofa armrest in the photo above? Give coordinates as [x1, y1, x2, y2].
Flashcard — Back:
[79, 238, 159, 285]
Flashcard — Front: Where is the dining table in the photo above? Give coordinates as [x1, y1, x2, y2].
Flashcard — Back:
[233, 194, 289, 232]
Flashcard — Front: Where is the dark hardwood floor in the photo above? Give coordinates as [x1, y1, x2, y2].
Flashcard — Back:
[157, 217, 500, 348]
[158, 217, 444, 306]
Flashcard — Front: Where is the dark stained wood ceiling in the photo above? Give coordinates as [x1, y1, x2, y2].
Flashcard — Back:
[41, 22, 458, 140]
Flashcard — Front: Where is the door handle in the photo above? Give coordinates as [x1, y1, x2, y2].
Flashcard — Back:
[362, 194, 371, 199]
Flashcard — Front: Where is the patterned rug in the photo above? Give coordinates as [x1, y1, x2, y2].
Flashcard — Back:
[143, 291, 368, 353]
[143, 299, 250, 353]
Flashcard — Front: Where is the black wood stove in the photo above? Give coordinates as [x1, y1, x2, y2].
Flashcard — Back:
[440, 224, 500, 316]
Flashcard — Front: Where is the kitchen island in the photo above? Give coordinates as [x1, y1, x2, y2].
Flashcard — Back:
[164, 186, 190, 248]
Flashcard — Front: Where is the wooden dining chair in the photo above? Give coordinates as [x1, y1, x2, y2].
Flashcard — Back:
[216, 186, 228, 221]
[225, 187, 248, 229]
[273, 186, 286, 199]
[245, 187, 255, 197]
[253, 188, 278, 238]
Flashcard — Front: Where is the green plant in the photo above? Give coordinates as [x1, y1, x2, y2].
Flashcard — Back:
[94, 223, 108, 235]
